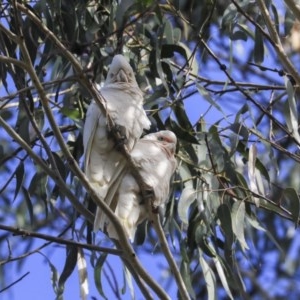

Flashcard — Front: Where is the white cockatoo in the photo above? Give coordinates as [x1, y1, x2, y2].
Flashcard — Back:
[83, 54, 151, 232]
[104, 130, 177, 241]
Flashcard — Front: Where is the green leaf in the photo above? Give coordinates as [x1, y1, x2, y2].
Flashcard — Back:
[122, 266, 135, 299]
[166, 118, 198, 144]
[58, 246, 78, 295]
[51, 152, 67, 180]
[60, 107, 82, 121]
[213, 256, 234, 300]
[178, 42, 198, 74]
[180, 260, 196, 299]
[231, 201, 249, 251]
[15, 100, 31, 144]
[178, 186, 196, 224]
[199, 249, 217, 300]
[271, 4, 280, 34]
[22, 186, 34, 225]
[174, 101, 194, 132]
[94, 254, 108, 300]
[248, 144, 258, 194]
[229, 123, 249, 141]
[39, 252, 60, 296]
[28, 171, 48, 217]
[284, 8, 295, 36]
[221, 4, 237, 29]
[161, 44, 187, 61]
[196, 83, 224, 115]
[283, 187, 300, 227]
[231, 30, 248, 41]
[254, 23, 264, 64]
[235, 141, 270, 183]
[284, 77, 300, 144]
[218, 204, 234, 248]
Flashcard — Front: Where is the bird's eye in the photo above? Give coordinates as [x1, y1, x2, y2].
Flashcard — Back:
[157, 136, 164, 141]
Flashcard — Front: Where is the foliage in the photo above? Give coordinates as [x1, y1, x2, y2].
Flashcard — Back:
[1, 0, 300, 299]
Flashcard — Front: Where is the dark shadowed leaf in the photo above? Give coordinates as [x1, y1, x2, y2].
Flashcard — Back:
[51, 152, 67, 180]
[218, 204, 234, 248]
[166, 117, 198, 144]
[21, 186, 34, 225]
[283, 187, 300, 227]
[231, 30, 248, 41]
[58, 246, 78, 296]
[161, 44, 188, 61]
[94, 254, 108, 300]
[271, 5, 279, 34]
[284, 8, 295, 35]
[254, 23, 264, 64]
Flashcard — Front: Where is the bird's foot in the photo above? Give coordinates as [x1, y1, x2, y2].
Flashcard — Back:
[108, 124, 128, 149]
[139, 185, 155, 205]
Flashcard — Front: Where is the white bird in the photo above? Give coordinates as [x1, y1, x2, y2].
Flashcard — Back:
[105, 130, 177, 241]
[83, 54, 151, 232]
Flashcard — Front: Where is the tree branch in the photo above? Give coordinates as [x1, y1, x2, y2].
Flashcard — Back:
[284, 0, 300, 23]
[149, 211, 190, 300]
[0, 115, 94, 222]
[0, 272, 30, 293]
[0, 224, 122, 256]
[255, 0, 300, 85]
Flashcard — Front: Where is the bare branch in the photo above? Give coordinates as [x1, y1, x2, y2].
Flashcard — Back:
[149, 211, 190, 300]
[0, 115, 94, 222]
[255, 0, 300, 85]
[0, 272, 30, 293]
[284, 0, 300, 22]
[0, 224, 122, 256]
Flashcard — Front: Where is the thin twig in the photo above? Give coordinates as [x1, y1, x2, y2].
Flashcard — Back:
[284, 0, 300, 22]
[255, 0, 300, 85]
[149, 211, 190, 300]
[0, 114, 94, 222]
[0, 224, 122, 256]
[0, 272, 30, 293]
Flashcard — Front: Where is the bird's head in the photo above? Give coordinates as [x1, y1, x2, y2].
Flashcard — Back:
[105, 55, 138, 86]
[145, 130, 177, 155]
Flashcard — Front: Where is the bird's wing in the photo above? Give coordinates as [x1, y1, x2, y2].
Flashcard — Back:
[93, 158, 127, 232]
[83, 102, 101, 176]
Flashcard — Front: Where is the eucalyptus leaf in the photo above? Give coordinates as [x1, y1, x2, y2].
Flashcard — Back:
[58, 246, 78, 295]
[254, 24, 264, 64]
[94, 254, 108, 300]
[213, 256, 234, 300]
[178, 186, 196, 224]
[283, 187, 300, 227]
[231, 201, 249, 251]
[199, 249, 217, 300]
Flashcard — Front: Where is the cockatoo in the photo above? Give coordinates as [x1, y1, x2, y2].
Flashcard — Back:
[83, 54, 151, 232]
[104, 130, 177, 241]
